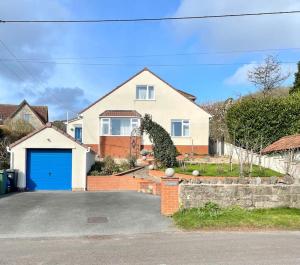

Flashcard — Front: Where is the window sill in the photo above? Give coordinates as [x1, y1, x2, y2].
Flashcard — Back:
[171, 136, 191, 138]
[134, 99, 156, 102]
[100, 135, 133, 137]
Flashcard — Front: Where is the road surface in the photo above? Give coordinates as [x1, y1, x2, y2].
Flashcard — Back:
[1, 231, 300, 265]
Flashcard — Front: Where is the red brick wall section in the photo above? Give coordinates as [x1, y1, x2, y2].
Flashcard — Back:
[87, 175, 161, 194]
[100, 136, 141, 158]
[87, 143, 207, 158]
[176, 145, 208, 155]
[160, 177, 179, 216]
[142, 145, 209, 155]
[87, 175, 139, 191]
[87, 175, 178, 215]
[86, 144, 99, 154]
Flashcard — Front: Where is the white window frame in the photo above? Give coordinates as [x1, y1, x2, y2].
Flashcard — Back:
[136, 85, 155, 100]
[100, 117, 140, 136]
[101, 118, 110, 136]
[74, 124, 83, 142]
[171, 119, 190, 137]
[23, 113, 31, 122]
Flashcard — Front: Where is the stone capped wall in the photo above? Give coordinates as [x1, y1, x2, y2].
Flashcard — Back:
[180, 184, 300, 209]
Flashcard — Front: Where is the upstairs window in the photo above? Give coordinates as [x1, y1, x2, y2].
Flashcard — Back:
[171, 120, 190, 137]
[136, 85, 155, 100]
[75, 126, 82, 142]
[23, 113, 31, 122]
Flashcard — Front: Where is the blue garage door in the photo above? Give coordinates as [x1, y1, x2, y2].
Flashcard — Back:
[26, 149, 72, 191]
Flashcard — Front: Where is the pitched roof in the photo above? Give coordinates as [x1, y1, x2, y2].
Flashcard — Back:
[99, 110, 141, 117]
[262, 134, 300, 154]
[175, 89, 196, 101]
[0, 100, 48, 124]
[9, 122, 95, 153]
[79, 68, 206, 115]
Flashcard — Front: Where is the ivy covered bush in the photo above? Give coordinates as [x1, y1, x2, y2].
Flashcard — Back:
[141, 114, 178, 167]
[226, 92, 300, 150]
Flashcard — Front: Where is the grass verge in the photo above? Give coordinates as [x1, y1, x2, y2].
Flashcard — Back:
[173, 203, 300, 230]
[172, 163, 282, 177]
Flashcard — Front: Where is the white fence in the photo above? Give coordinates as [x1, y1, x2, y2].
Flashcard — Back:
[214, 142, 300, 179]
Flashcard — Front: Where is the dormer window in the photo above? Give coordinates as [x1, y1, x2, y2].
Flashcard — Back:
[136, 85, 155, 100]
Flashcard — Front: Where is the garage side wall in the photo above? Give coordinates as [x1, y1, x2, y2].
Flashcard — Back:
[10, 128, 92, 190]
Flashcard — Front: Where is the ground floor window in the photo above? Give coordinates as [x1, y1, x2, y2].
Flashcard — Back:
[171, 120, 190, 137]
[100, 118, 139, 136]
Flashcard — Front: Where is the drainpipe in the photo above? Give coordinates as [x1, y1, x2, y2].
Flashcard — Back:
[85, 147, 91, 191]
[6, 146, 13, 169]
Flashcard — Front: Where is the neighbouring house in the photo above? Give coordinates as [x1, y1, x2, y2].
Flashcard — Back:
[262, 134, 300, 163]
[8, 123, 95, 191]
[0, 100, 48, 129]
[66, 68, 211, 158]
[262, 134, 300, 156]
[261, 134, 300, 178]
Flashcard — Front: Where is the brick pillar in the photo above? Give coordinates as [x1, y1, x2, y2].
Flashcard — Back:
[160, 177, 179, 216]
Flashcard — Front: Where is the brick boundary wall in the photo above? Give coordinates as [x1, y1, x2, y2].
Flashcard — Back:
[87, 175, 161, 195]
[87, 175, 140, 191]
[87, 175, 176, 215]
[160, 177, 180, 216]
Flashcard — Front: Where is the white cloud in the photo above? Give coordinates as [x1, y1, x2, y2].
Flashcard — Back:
[172, 0, 300, 50]
[224, 63, 255, 85]
[225, 61, 297, 86]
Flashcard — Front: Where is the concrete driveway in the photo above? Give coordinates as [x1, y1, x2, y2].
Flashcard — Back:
[0, 192, 175, 238]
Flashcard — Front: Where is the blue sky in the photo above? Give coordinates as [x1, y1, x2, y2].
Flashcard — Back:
[0, 0, 300, 120]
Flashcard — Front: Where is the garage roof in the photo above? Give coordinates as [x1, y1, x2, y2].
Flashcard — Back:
[9, 122, 93, 151]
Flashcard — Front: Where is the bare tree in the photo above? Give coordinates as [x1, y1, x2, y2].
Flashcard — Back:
[0, 137, 10, 169]
[248, 55, 290, 95]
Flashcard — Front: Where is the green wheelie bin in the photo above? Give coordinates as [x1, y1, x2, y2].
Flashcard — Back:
[0, 170, 7, 195]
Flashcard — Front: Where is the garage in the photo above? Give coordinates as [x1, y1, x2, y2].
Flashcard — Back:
[26, 149, 72, 191]
[9, 123, 95, 191]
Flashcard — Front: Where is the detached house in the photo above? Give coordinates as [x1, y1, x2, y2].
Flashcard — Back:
[67, 68, 211, 158]
[0, 100, 48, 129]
[8, 68, 209, 191]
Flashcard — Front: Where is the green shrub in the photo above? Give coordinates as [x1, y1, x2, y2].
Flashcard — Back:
[141, 114, 178, 167]
[89, 170, 102, 176]
[127, 155, 137, 168]
[89, 157, 119, 175]
[102, 156, 119, 175]
[226, 93, 300, 150]
[90, 161, 103, 172]
[119, 161, 130, 172]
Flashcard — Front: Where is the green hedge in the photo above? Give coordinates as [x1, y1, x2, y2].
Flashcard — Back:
[226, 92, 300, 150]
